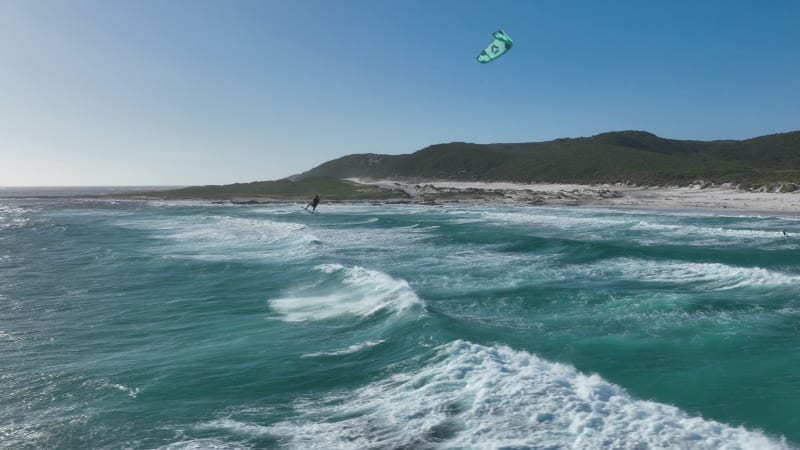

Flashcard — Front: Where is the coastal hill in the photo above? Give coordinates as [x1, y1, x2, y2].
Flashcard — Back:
[133, 176, 409, 201]
[132, 130, 800, 202]
[293, 130, 800, 186]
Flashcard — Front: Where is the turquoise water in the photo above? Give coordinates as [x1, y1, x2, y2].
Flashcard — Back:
[1, 195, 799, 449]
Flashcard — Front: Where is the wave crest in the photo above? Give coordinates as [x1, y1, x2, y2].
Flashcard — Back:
[264, 341, 790, 449]
[269, 264, 422, 322]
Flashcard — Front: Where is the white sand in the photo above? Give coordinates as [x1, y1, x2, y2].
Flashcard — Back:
[347, 178, 800, 214]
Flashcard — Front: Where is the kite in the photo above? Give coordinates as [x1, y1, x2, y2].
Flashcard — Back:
[477, 30, 513, 64]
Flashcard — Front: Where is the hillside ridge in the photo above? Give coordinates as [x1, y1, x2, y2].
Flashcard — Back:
[293, 130, 800, 186]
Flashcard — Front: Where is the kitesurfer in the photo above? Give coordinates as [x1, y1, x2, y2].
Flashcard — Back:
[305, 194, 320, 213]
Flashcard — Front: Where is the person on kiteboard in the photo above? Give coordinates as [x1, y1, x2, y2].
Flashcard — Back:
[305, 194, 320, 213]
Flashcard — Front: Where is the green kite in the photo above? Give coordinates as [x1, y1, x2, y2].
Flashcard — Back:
[477, 30, 513, 64]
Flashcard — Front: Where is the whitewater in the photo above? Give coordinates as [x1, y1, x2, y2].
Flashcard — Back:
[1, 196, 799, 449]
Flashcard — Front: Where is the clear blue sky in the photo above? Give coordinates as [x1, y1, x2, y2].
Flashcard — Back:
[1, 0, 798, 186]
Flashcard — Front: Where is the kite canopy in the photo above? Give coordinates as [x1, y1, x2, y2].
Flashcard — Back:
[477, 30, 513, 64]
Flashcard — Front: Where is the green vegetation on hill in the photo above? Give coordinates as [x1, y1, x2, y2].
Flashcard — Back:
[130, 177, 408, 201]
[295, 130, 800, 186]
[130, 130, 800, 201]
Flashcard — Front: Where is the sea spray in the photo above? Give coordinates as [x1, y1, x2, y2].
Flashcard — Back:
[263, 341, 792, 449]
[269, 264, 423, 322]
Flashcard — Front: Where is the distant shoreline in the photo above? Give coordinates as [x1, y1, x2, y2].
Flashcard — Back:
[4, 181, 800, 215]
[0, 186, 185, 198]
[342, 178, 800, 214]
[176, 179, 800, 215]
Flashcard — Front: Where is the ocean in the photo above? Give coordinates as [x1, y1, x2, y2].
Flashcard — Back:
[1, 192, 799, 449]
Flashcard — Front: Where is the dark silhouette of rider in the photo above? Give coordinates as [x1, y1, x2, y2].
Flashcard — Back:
[306, 194, 320, 212]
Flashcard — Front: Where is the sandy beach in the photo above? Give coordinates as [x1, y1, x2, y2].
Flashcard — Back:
[347, 178, 800, 214]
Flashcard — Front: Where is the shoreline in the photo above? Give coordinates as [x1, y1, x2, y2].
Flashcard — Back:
[8, 180, 799, 215]
[344, 178, 800, 214]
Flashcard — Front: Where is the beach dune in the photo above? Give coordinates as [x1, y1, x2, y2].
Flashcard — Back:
[347, 178, 800, 214]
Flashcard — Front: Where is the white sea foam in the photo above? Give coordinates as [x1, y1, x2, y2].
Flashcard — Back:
[325, 217, 380, 226]
[312, 223, 433, 252]
[146, 200, 224, 208]
[0, 330, 20, 342]
[301, 339, 386, 358]
[0, 205, 29, 215]
[197, 419, 273, 437]
[631, 220, 780, 240]
[409, 250, 562, 298]
[129, 215, 318, 260]
[597, 258, 800, 291]
[483, 210, 636, 230]
[0, 204, 31, 229]
[777, 307, 800, 316]
[156, 438, 251, 450]
[170, 216, 307, 243]
[108, 383, 141, 398]
[269, 264, 422, 322]
[263, 341, 791, 449]
[474, 207, 792, 247]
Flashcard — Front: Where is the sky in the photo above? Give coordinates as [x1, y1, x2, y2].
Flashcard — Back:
[1, 0, 799, 186]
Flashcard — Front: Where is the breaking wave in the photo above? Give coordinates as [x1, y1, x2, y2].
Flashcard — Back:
[269, 264, 423, 322]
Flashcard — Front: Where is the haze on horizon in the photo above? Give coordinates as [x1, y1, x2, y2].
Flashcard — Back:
[1, 0, 798, 187]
